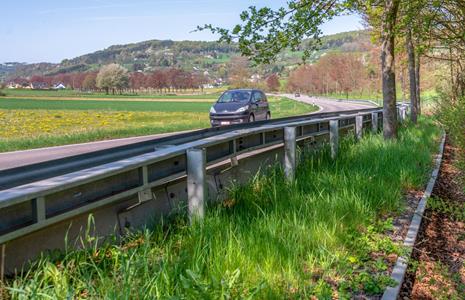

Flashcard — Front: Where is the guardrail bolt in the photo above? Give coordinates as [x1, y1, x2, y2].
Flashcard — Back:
[187, 148, 206, 223]
[355, 115, 363, 141]
[284, 127, 297, 181]
[371, 112, 379, 133]
[329, 120, 339, 159]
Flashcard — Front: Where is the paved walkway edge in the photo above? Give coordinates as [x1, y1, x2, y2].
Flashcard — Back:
[381, 132, 446, 300]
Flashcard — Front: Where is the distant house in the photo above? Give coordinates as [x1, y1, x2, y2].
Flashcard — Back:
[249, 74, 261, 83]
[7, 81, 29, 89]
[30, 82, 48, 89]
[202, 83, 214, 89]
[53, 83, 66, 89]
[7, 83, 20, 89]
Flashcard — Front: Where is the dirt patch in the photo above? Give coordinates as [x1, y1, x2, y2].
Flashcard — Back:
[400, 139, 465, 299]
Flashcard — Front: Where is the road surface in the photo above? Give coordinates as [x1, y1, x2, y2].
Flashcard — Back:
[0, 132, 188, 171]
[282, 94, 377, 113]
[0, 96, 376, 171]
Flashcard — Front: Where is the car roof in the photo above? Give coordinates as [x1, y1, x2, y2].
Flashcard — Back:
[225, 89, 262, 92]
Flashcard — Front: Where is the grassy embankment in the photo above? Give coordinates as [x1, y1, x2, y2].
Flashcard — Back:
[4, 118, 441, 299]
[0, 96, 318, 152]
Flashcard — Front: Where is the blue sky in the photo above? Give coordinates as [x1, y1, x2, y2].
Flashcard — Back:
[1, 0, 364, 63]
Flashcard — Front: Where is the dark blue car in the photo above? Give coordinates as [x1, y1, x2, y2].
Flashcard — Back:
[209, 89, 271, 127]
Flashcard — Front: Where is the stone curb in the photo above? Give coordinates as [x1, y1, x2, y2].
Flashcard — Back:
[381, 132, 446, 300]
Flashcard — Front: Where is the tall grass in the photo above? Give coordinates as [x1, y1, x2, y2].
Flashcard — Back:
[5, 118, 440, 299]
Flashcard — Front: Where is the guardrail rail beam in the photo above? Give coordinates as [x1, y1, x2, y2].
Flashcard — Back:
[0, 106, 399, 273]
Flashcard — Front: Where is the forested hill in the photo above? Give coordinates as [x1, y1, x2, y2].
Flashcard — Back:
[2, 30, 371, 80]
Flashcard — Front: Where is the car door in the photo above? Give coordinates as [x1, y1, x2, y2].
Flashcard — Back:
[251, 91, 261, 119]
[254, 91, 268, 120]
[260, 92, 269, 119]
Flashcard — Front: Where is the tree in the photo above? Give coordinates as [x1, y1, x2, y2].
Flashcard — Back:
[146, 70, 167, 93]
[228, 56, 251, 88]
[379, 0, 400, 138]
[419, 0, 465, 98]
[266, 73, 280, 91]
[82, 73, 97, 91]
[406, 28, 418, 123]
[199, 0, 401, 139]
[287, 52, 368, 96]
[129, 72, 145, 92]
[96, 64, 129, 94]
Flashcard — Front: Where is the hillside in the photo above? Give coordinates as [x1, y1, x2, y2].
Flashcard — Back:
[2, 30, 372, 80]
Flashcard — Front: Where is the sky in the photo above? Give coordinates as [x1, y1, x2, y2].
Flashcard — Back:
[1, 0, 364, 64]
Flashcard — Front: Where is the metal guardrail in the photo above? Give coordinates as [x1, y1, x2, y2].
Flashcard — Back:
[0, 107, 383, 190]
[0, 105, 409, 273]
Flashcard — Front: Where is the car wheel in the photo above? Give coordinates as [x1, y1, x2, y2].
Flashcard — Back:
[266, 112, 271, 120]
[248, 114, 255, 123]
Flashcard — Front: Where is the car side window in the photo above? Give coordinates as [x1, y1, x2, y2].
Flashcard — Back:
[260, 92, 267, 102]
[253, 91, 262, 103]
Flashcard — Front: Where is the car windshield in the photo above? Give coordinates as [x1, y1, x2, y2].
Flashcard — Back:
[217, 91, 251, 103]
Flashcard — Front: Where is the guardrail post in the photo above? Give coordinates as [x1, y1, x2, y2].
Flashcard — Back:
[371, 112, 379, 133]
[187, 148, 206, 223]
[329, 120, 339, 159]
[355, 115, 363, 141]
[32, 197, 46, 222]
[1, 244, 5, 281]
[400, 106, 407, 122]
[284, 127, 296, 181]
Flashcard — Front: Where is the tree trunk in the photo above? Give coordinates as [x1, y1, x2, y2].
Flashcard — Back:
[406, 28, 418, 123]
[381, 0, 400, 139]
[415, 55, 421, 114]
[400, 70, 406, 103]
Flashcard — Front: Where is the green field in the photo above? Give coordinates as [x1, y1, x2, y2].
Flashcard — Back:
[5, 118, 440, 299]
[0, 98, 214, 112]
[1, 89, 223, 99]
[0, 96, 318, 152]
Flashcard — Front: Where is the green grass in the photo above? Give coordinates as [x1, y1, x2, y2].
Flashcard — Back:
[0, 89, 222, 99]
[0, 97, 316, 114]
[0, 98, 214, 112]
[5, 118, 440, 299]
[0, 97, 317, 152]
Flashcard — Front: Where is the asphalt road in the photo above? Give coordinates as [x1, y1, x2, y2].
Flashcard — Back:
[0, 96, 376, 171]
[282, 94, 377, 113]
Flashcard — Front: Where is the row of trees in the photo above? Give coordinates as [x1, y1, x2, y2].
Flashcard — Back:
[287, 52, 377, 98]
[8, 65, 209, 94]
